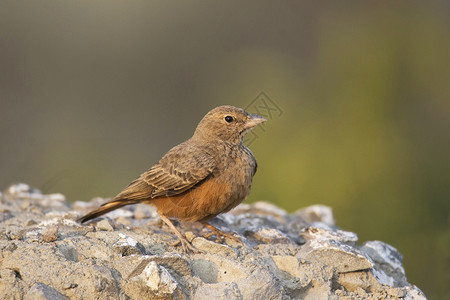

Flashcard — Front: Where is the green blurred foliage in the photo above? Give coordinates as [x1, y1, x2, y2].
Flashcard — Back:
[1, 1, 448, 297]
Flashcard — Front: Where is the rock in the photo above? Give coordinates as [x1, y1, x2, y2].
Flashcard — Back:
[57, 244, 79, 262]
[96, 219, 114, 231]
[41, 226, 58, 242]
[252, 228, 293, 244]
[191, 237, 238, 256]
[302, 226, 358, 244]
[0, 183, 428, 300]
[360, 240, 407, 285]
[299, 226, 373, 273]
[295, 204, 335, 226]
[125, 261, 183, 299]
[9, 229, 24, 240]
[229, 201, 288, 222]
[338, 269, 384, 292]
[112, 233, 146, 256]
[24, 282, 69, 300]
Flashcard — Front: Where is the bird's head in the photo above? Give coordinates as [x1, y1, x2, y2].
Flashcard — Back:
[193, 105, 266, 145]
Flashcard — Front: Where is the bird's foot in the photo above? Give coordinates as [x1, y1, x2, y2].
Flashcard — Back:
[170, 236, 204, 254]
[159, 215, 204, 254]
[200, 222, 241, 244]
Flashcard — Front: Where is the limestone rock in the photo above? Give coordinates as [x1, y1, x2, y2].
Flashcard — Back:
[295, 204, 335, 226]
[112, 233, 146, 256]
[0, 183, 427, 299]
[125, 261, 183, 299]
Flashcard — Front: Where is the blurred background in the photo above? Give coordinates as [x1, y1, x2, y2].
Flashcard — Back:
[1, 1, 448, 297]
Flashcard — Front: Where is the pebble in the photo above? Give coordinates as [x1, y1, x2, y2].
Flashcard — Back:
[96, 219, 114, 231]
[41, 226, 58, 242]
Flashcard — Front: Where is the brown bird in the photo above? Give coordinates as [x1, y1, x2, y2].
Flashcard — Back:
[78, 105, 266, 253]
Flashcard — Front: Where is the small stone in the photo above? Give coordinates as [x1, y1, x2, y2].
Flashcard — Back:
[25, 219, 37, 226]
[9, 230, 24, 240]
[62, 282, 78, 290]
[96, 219, 114, 231]
[5, 242, 17, 252]
[41, 226, 58, 242]
[113, 233, 146, 256]
[253, 228, 292, 244]
[295, 205, 335, 226]
[302, 226, 358, 244]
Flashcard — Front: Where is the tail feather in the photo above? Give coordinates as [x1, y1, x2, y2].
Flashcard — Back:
[77, 199, 140, 223]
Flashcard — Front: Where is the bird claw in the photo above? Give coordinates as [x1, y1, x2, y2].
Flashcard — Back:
[170, 236, 204, 254]
[201, 222, 241, 244]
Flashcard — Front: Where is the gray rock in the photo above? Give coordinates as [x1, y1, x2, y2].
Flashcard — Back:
[125, 261, 184, 299]
[252, 228, 293, 244]
[360, 240, 407, 286]
[57, 244, 79, 262]
[112, 233, 146, 256]
[295, 204, 335, 226]
[191, 236, 238, 256]
[0, 183, 428, 300]
[299, 227, 373, 273]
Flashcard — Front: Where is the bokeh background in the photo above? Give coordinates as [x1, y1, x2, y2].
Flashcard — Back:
[1, 1, 448, 297]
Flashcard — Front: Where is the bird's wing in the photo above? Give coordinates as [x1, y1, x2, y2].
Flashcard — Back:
[115, 144, 216, 200]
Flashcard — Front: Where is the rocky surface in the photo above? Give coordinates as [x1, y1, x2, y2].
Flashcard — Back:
[0, 183, 426, 299]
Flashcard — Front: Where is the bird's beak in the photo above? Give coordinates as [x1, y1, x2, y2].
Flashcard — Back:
[244, 114, 267, 129]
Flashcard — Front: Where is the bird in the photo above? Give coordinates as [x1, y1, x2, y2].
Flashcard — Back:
[78, 105, 266, 253]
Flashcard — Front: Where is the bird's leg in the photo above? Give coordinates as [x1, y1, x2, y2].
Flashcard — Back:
[159, 215, 203, 254]
[200, 221, 241, 244]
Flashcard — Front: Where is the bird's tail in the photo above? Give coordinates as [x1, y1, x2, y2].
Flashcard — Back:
[77, 198, 140, 223]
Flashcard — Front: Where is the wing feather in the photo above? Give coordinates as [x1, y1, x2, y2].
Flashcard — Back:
[115, 143, 216, 200]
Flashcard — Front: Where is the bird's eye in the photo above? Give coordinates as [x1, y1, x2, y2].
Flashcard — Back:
[224, 116, 234, 123]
